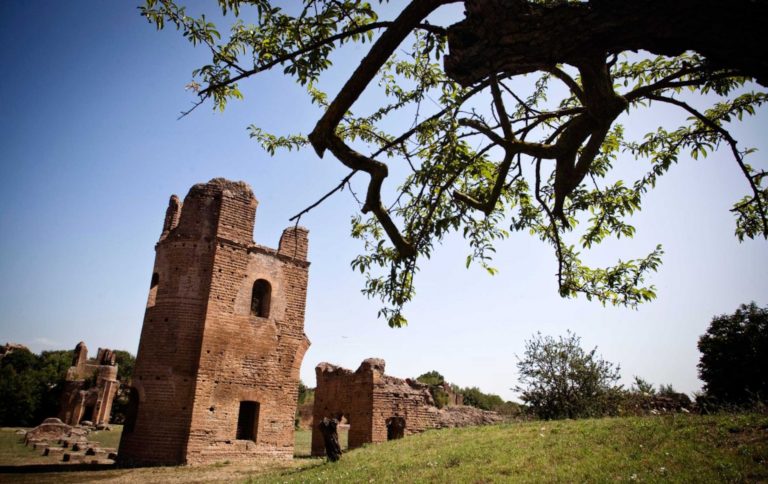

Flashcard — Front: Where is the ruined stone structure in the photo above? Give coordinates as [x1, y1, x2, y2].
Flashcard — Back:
[58, 342, 119, 427]
[439, 382, 464, 407]
[118, 178, 310, 466]
[0, 342, 30, 358]
[311, 358, 502, 456]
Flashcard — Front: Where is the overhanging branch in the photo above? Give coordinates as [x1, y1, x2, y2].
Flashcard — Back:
[445, 0, 768, 87]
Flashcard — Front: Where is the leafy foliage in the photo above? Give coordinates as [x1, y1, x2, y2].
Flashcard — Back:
[113, 350, 136, 383]
[416, 370, 450, 407]
[516, 331, 623, 419]
[141, 0, 767, 327]
[416, 370, 445, 387]
[0, 349, 73, 426]
[631, 376, 656, 396]
[297, 379, 314, 405]
[459, 386, 506, 411]
[698, 302, 768, 406]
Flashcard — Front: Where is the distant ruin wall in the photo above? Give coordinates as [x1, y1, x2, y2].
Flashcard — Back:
[311, 359, 502, 456]
[58, 342, 118, 426]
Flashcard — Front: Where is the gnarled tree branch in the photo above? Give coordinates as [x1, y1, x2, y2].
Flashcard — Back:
[445, 0, 768, 87]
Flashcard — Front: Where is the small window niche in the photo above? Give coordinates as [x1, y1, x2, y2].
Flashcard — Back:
[147, 272, 159, 308]
[236, 401, 260, 442]
[250, 279, 271, 318]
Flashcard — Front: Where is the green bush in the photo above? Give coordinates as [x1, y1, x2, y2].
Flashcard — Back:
[516, 331, 622, 420]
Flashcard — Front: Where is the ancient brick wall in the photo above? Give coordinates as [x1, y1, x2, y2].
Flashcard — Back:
[311, 361, 375, 455]
[118, 179, 310, 466]
[58, 342, 119, 427]
[311, 359, 443, 456]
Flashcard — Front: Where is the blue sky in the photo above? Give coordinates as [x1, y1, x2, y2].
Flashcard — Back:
[0, 1, 765, 401]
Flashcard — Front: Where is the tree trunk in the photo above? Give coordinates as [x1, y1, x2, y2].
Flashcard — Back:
[445, 0, 768, 87]
[319, 417, 342, 462]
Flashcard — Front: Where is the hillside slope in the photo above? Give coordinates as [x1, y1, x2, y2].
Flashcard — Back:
[255, 414, 768, 483]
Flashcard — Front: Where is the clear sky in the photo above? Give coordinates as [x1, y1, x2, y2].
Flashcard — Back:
[0, 1, 765, 402]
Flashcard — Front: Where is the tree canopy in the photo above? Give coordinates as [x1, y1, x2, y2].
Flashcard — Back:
[141, 0, 767, 326]
[697, 302, 768, 406]
[0, 349, 72, 426]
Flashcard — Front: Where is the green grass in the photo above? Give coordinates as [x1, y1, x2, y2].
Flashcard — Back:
[294, 427, 348, 457]
[88, 424, 123, 450]
[0, 428, 47, 466]
[253, 414, 768, 483]
[1, 415, 766, 483]
[0, 425, 123, 467]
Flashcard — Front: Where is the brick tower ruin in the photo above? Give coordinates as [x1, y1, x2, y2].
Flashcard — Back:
[118, 178, 311, 466]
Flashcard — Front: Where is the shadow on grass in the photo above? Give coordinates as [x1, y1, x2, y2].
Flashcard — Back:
[0, 463, 117, 474]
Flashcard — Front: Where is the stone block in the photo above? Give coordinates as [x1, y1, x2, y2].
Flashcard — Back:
[44, 447, 64, 456]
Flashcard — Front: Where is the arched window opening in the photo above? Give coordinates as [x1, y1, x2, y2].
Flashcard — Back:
[123, 387, 140, 434]
[251, 279, 271, 318]
[236, 401, 260, 442]
[386, 416, 405, 440]
[147, 272, 159, 308]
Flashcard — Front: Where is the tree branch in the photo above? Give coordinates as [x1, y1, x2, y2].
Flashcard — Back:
[309, 0, 460, 157]
[325, 135, 416, 257]
[445, 0, 768, 87]
[289, 170, 358, 223]
[648, 94, 768, 237]
[547, 67, 586, 106]
[197, 21, 447, 98]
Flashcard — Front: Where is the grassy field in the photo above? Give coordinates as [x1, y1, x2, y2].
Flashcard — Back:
[0, 425, 123, 467]
[0, 414, 766, 483]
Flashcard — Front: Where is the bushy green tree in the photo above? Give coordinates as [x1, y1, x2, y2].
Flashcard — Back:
[516, 331, 622, 419]
[36, 350, 74, 420]
[113, 350, 136, 383]
[416, 370, 445, 387]
[297, 379, 314, 405]
[631, 376, 656, 395]
[416, 371, 449, 408]
[698, 302, 768, 406]
[0, 349, 42, 426]
[460, 386, 505, 411]
[140, 0, 767, 327]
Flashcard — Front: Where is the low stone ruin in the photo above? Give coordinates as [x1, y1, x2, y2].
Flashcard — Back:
[23, 417, 75, 445]
[22, 417, 116, 465]
[311, 358, 502, 456]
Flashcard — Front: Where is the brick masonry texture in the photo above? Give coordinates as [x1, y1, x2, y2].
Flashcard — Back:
[311, 359, 503, 456]
[58, 342, 118, 427]
[117, 178, 310, 466]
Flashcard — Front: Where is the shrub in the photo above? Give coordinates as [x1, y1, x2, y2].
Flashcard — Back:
[516, 331, 622, 419]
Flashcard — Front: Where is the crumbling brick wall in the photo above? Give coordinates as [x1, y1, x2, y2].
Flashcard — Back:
[58, 342, 119, 426]
[311, 359, 504, 456]
[118, 179, 310, 466]
[311, 358, 442, 456]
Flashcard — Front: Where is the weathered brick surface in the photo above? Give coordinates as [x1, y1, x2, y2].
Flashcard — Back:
[311, 359, 503, 456]
[311, 359, 439, 456]
[118, 179, 310, 466]
[57, 345, 118, 427]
